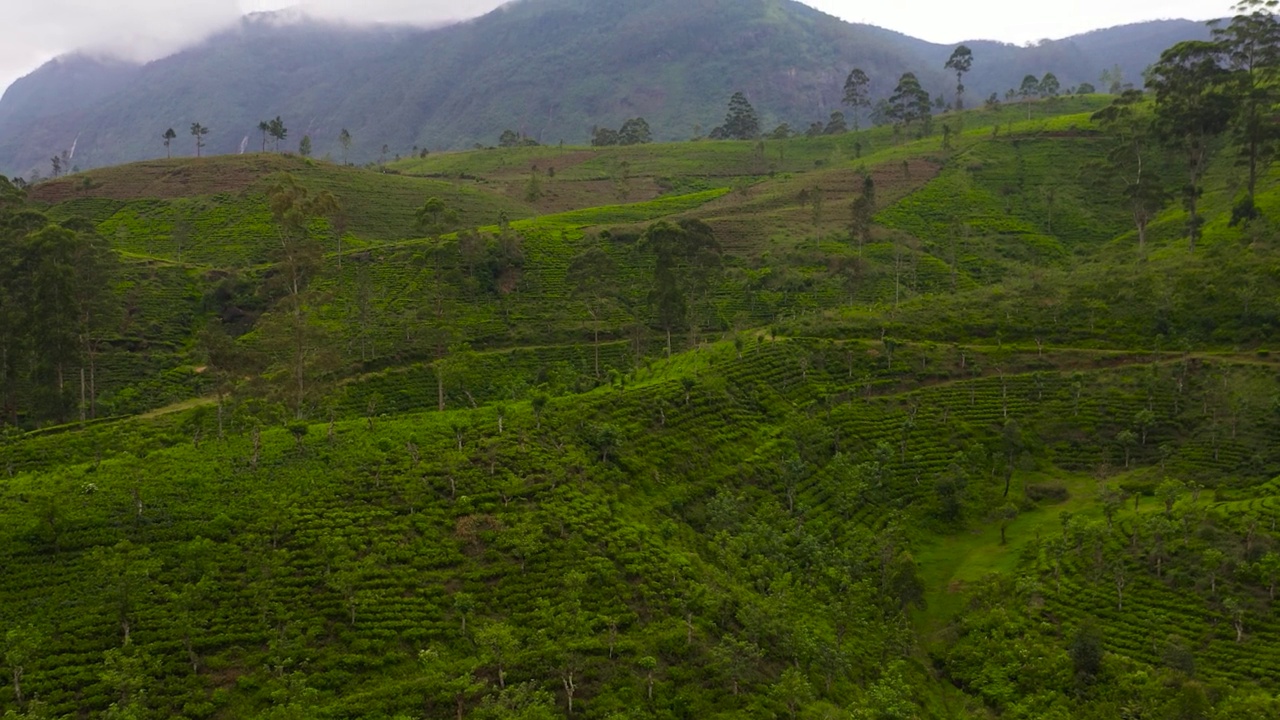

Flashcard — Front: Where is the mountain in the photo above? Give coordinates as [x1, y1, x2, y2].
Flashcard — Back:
[0, 0, 1212, 177]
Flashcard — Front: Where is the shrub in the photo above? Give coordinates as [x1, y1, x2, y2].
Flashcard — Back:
[1025, 482, 1070, 504]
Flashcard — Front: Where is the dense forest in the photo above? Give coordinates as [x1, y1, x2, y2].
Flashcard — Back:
[2, 1, 1280, 718]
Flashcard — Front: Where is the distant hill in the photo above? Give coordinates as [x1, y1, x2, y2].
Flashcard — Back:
[0, 0, 1211, 177]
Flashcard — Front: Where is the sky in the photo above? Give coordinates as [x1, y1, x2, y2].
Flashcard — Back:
[0, 0, 1229, 99]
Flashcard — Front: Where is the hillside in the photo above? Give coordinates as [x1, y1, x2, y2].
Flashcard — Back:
[4, 48, 1280, 720]
[0, 0, 1211, 177]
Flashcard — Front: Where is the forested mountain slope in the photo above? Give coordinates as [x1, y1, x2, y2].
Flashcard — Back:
[0, 0, 1210, 177]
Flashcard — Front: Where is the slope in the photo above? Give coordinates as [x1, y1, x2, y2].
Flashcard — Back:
[0, 0, 1211, 177]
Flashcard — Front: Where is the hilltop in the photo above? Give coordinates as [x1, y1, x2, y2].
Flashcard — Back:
[0, 0, 1211, 177]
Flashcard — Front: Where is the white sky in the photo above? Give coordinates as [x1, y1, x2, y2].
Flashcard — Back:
[0, 0, 1229, 100]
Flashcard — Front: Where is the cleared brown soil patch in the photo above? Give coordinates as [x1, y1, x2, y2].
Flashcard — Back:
[696, 157, 944, 252]
[30, 154, 307, 203]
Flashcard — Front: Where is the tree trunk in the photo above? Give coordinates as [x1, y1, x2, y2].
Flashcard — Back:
[12, 667, 22, 706]
[437, 364, 445, 412]
[563, 672, 576, 715]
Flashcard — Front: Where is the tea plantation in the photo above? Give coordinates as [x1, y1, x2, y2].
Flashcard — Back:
[3, 85, 1280, 720]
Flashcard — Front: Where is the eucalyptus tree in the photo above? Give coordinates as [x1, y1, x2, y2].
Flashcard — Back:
[888, 72, 932, 138]
[263, 173, 340, 417]
[339, 128, 352, 164]
[1089, 90, 1168, 249]
[1019, 75, 1040, 119]
[944, 45, 974, 110]
[190, 123, 209, 156]
[842, 68, 872, 130]
[642, 218, 722, 355]
[1213, 0, 1280, 224]
[1149, 40, 1237, 250]
[162, 128, 176, 158]
[567, 241, 619, 379]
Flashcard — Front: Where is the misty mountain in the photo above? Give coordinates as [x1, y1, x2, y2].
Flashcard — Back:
[0, 0, 1212, 177]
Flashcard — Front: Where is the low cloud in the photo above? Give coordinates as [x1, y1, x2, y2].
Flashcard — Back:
[0, 0, 506, 97]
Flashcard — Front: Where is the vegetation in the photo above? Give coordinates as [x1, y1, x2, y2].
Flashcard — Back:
[2, 3, 1280, 719]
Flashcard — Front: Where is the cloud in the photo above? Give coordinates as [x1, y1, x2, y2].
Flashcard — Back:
[0, 0, 246, 97]
[242, 0, 506, 25]
[0, 0, 507, 99]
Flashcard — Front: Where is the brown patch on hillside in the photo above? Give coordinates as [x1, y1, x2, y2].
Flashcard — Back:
[695, 156, 944, 252]
[29, 154, 308, 203]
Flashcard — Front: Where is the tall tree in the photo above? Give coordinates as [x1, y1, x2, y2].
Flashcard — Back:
[1213, 0, 1280, 224]
[1149, 40, 1237, 250]
[268, 116, 288, 153]
[258, 121, 270, 153]
[888, 73, 932, 138]
[190, 123, 209, 157]
[618, 117, 653, 145]
[842, 68, 872, 130]
[414, 197, 461, 410]
[718, 92, 760, 140]
[643, 219, 721, 355]
[339, 128, 352, 165]
[162, 128, 176, 159]
[567, 242, 619, 379]
[944, 46, 974, 110]
[1090, 90, 1169, 249]
[1039, 72, 1061, 99]
[263, 173, 340, 417]
[1019, 75, 1040, 119]
[849, 175, 876, 253]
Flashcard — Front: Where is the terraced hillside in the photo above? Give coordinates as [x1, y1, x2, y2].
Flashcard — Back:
[3, 85, 1280, 719]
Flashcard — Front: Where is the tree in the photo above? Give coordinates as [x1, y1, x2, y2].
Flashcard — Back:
[338, 128, 352, 164]
[4, 625, 43, 708]
[1038, 72, 1061, 99]
[1018, 75, 1040, 119]
[1101, 64, 1126, 93]
[1256, 551, 1280, 600]
[642, 219, 721, 354]
[849, 175, 875, 253]
[710, 635, 762, 696]
[823, 111, 847, 135]
[842, 68, 872, 129]
[89, 540, 161, 644]
[474, 621, 519, 690]
[1090, 90, 1169, 249]
[420, 647, 485, 720]
[718, 92, 760, 140]
[190, 123, 209, 157]
[888, 73, 932, 138]
[618, 117, 653, 145]
[1213, 1, 1280, 224]
[1224, 597, 1248, 642]
[1078, 82, 1098, 94]
[49, 155, 61, 179]
[567, 243, 619, 379]
[1203, 548, 1229, 594]
[258, 120, 270, 152]
[997, 503, 1019, 545]
[414, 198, 460, 410]
[1149, 40, 1237, 250]
[162, 128, 176, 159]
[298, 135, 312, 158]
[944, 45, 974, 110]
[268, 116, 288, 152]
[263, 173, 340, 418]
[771, 667, 814, 720]
[1070, 623, 1105, 679]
